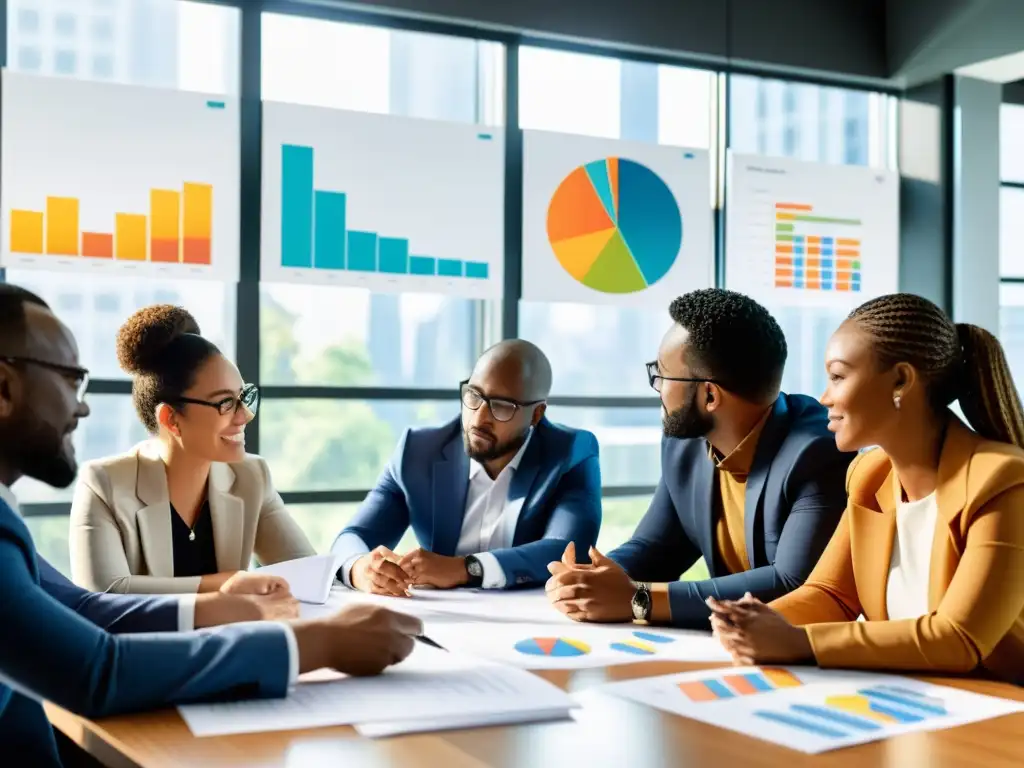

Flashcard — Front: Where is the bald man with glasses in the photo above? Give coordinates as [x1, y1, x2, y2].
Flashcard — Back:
[332, 340, 602, 595]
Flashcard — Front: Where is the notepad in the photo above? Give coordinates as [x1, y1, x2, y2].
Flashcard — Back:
[256, 554, 338, 604]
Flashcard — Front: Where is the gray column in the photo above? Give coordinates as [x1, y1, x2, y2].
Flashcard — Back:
[952, 76, 1001, 334]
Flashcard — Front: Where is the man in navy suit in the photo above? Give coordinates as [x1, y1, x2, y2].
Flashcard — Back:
[333, 340, 601, 594]
[547, 289, 853, 628]
[0, 284, 422, 766]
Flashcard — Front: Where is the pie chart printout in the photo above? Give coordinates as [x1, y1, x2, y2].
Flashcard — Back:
[546, 157, 683, 294]
[513, 637, 591, 657]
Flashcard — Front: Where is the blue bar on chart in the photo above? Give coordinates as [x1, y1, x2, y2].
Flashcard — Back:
[347, 231, 377, 271]
[465, 262, 489, 279]
[281, 145, 314, 268]
[438, 259, 462, 277]
[410, 256, 436, 275]
[379, 237, 409, 274]
[314, 191, 346, 270]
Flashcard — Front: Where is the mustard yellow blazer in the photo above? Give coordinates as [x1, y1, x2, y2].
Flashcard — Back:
[771, 418, 1024, 684]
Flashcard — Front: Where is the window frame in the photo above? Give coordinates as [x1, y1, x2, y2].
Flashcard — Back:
[1, 0, 897, 519]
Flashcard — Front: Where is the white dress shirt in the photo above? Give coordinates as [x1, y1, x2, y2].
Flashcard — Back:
[886, 491, 938, 620]
[342, 429, 534, 589]
[0, 482, 299, 686]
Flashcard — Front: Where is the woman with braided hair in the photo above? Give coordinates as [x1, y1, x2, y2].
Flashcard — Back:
[708, 293, 1024, 684]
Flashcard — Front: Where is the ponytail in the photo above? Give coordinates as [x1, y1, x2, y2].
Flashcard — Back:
[956, 323, 1024, 449]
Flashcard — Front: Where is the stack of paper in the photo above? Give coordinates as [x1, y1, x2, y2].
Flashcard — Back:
[256, 554, 339, 604]
[178, 644, 576, 738]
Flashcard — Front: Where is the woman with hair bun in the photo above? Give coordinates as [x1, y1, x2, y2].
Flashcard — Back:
[70, 305, 315, 595]
[708, 293, 1024, 685]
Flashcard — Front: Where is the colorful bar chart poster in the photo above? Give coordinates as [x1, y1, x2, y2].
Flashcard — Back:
[0, 71, 239, 280]
[522, 130, 713, 307]
[261, 101, 504, 298]
[725, 152, 898, 309]
[597, 667, 1024, 754]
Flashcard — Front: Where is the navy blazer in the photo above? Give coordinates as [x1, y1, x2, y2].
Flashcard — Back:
[0, 498, 291, 767]
[610, 393, 852, 628]
[39, 556, 178, 633]
[333, 416, 602, 588]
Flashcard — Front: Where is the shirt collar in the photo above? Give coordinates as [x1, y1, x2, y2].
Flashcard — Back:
[469, 427, 534, 480]
[0, 483, 20, 516]
[708, 406, 773, 475]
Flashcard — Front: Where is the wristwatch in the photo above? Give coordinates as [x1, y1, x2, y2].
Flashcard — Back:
[464, 555, 484, 588]
[631, 582, 653, 623]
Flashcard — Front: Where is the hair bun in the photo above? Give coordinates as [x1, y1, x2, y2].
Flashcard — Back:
[116, 304, 201, 375]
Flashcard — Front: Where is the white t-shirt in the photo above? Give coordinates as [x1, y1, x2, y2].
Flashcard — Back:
[885, 492, 939, 620]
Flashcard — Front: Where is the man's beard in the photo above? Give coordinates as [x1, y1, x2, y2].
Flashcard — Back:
[463, 426, 530, 463]
[662, 387, 714, 440]
[1, 412, 78, 489]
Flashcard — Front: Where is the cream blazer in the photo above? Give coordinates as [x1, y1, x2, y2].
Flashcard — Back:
[69, 441, 315, 594]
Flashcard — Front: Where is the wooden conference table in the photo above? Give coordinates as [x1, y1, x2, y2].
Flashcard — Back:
[47, 661, 1024, 768]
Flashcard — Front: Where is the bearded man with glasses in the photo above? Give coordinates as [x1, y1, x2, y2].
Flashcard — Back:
[333, 339, 602, 595]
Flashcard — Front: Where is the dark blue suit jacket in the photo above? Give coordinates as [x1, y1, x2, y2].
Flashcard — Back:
[333, 417, 602, 587]
[39, 556, 178, 633]
[0, 498, 291, 767]
[609, 393, 853, 628]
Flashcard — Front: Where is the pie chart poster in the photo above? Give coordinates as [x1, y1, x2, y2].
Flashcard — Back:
[522, 130, 713, 307]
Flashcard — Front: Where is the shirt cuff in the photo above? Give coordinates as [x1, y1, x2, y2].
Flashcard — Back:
[340, 554, 365, 588]
[473, 551, 506, 589]
[276, 622, 300, 686]
[177, 594, 197, 632]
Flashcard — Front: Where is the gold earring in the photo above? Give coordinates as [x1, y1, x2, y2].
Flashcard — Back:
[893, 393, 902, 411]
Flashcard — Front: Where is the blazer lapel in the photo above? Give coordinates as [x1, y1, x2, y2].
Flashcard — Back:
[744, 396, 789, 566]
[691, 446, 719, 576]
[430, 430, 469, 556]
[929, 421, 971, 609]
[134, 445, 174, 578]
[863, 467, 899, 620]
[208, 462, 245, 572]
[507, 428, 543, 546]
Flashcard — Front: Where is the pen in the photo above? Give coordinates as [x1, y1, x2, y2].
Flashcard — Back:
[415, 634, 445, 650]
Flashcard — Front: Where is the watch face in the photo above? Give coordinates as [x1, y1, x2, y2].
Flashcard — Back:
[468, 559, 483, 577]
[631, 590, 651, 618]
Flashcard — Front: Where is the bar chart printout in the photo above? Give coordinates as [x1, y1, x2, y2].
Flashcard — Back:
[600, 667, 1024, 755]
[773, 202, 861, 292]
[9, 182, 213, 265]
[277, 143, 492, 287]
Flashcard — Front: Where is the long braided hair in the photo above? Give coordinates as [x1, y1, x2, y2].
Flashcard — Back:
[848, 293, 1024, 449]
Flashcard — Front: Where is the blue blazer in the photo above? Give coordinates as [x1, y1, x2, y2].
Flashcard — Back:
[0, 498, 291, 767]
[333, 416, 602, 587]
[610, 393, 853, 628]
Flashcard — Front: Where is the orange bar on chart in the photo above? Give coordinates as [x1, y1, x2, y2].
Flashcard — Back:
[775, 256, 793, 266]
[837, 248, 860, 257]
[46, 197, 79, 255]
[150, 189, 180, 263]
[115, 213, 147, 261]
[775, 278, 794, 287]
[837, 282, 851, 291]
[775, 203, 813, 211]
[808, 246, 821, 256]
[836, 238, 861, 247]
[775, 212, 796, 221]
[678, 682, 722, 702]
[762, 668, 803, 688]
[10, 210, 44, 254]
[806, 236, 821, 244]
[182, 182, 212, 265]
[776, 243, 794, 254]
[82, 232, 113, 258]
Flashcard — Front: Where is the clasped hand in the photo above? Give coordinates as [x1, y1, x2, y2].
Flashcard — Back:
[545, 542, 635, 622]
[352, 545, 470, 595]
[706, 593, 813, 665]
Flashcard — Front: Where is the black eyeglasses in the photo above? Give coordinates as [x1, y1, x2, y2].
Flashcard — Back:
[460, 381, 544, 423]
[171, 383, 260, 417]
[1, 356, 90, 402]
[645, 361, 717, 394]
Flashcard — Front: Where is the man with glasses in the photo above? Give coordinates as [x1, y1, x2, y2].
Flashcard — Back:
[547, 289, 853, 628]
[333, 339, 602, 594]
[0, 285, 423, 766]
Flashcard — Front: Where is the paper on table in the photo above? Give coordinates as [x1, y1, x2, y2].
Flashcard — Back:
[178, 644, 574, 737]
[592, 666, 1024, 754]
[257, 554, 338, 604]
[424, 621, 730, 670]
[355, 707, 574, 738]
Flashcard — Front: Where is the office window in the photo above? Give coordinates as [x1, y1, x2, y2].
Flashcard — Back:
[260, 399, 459, 492]
[17, 8, 39, 33]
[7, 0, 239, 92]
[729, 74, 896, 398]
[260, 16, 502, 395]
[547, 405, 662, 487]
[5, 272, 236, 381]
[12, 396, 148, 504]
[54, 50, 77, 74]
[92, 54, 114, 79]
[55, 13, 76, 37]
[998, 104, 1024, 381]
[17, 45, 41, 71]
